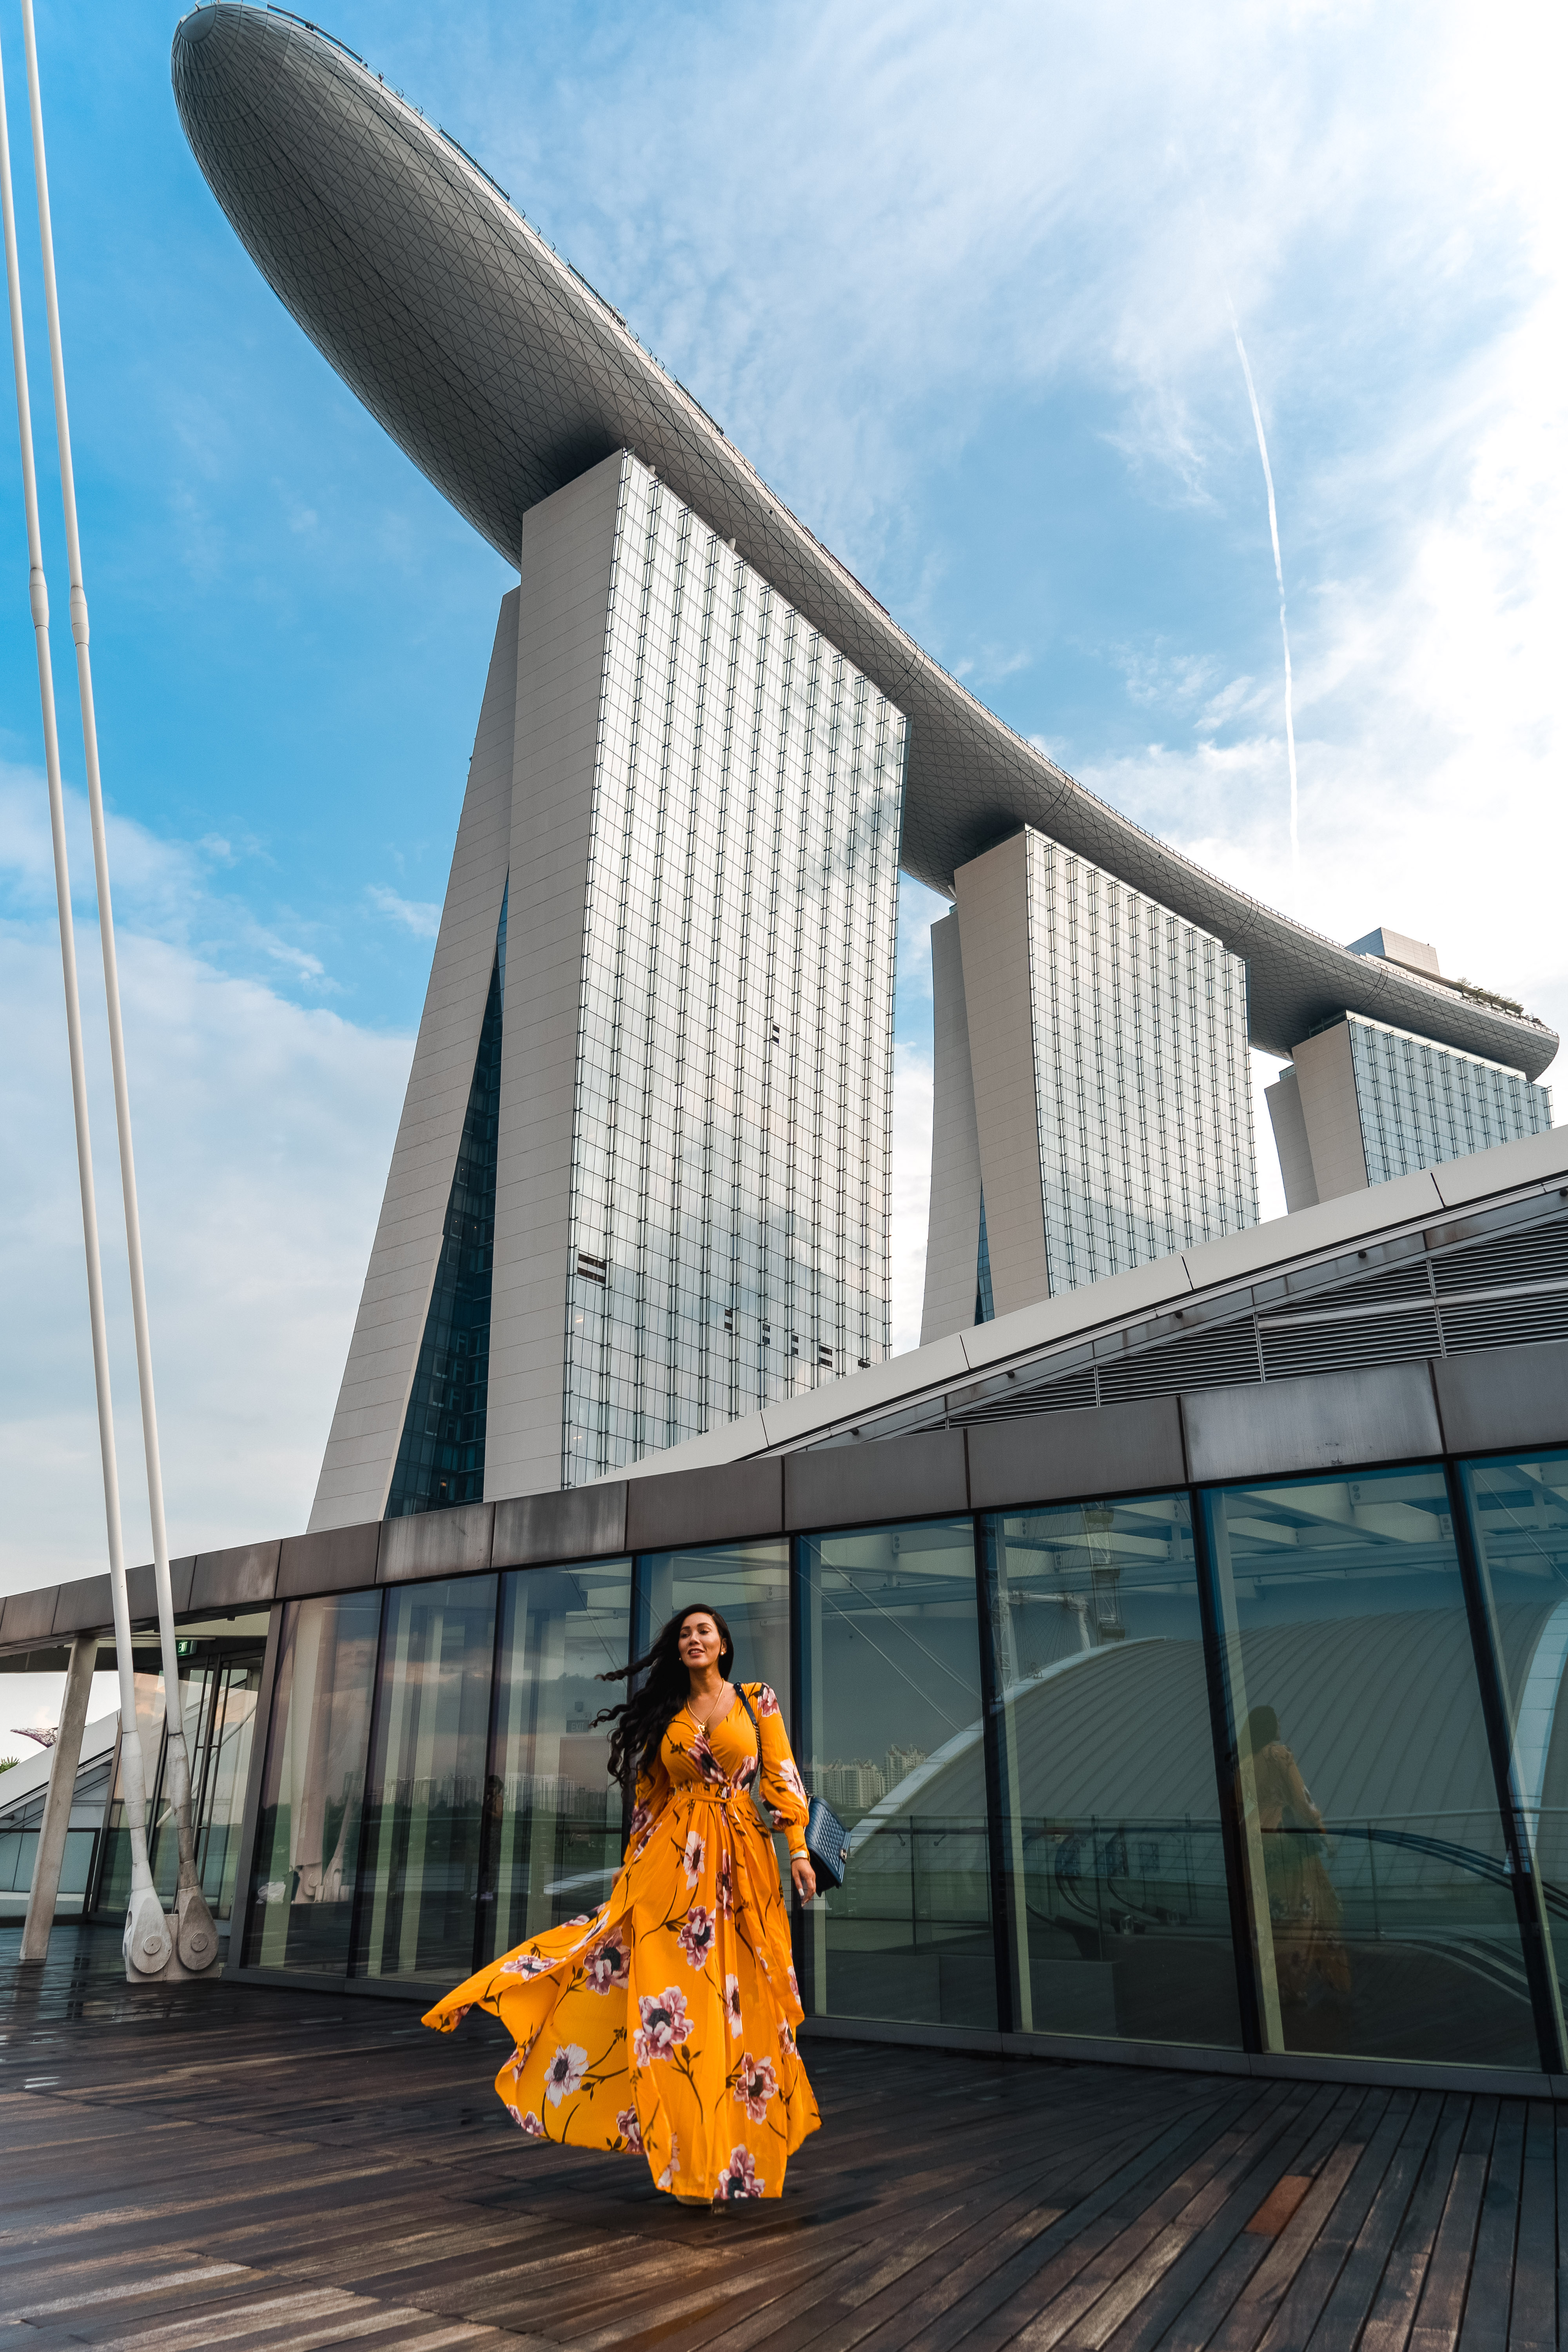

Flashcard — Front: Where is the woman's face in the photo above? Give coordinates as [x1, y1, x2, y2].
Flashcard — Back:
[678, 1612, 724, 1674]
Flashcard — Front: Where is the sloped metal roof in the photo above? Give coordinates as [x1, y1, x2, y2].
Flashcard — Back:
[171, 5, 1555, 1078]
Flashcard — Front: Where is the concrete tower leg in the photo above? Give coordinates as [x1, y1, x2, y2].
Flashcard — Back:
[19, 1633, 96, 1961]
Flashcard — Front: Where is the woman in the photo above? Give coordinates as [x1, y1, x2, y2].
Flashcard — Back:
[1242, 1704, 1352, 2007]
[424, 1605, 820, 2205]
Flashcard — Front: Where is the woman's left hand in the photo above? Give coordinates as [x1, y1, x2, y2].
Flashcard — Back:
[790, 1853, 817, 1901]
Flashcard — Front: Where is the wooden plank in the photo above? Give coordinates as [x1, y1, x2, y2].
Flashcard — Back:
[1403, 2101, 1497, 2352]
[1356, 2097, 1474, 2352]
[1506, 2104, 1557, 2352]
[1456, 2105, 1524, 2352]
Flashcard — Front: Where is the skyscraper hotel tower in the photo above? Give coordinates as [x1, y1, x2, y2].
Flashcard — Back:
[172, 8, 1556, 1527]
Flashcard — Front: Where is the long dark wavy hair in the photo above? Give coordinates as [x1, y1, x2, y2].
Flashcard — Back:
[594, 1604, 736, 1790]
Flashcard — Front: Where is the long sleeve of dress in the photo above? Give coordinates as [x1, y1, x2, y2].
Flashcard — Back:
[624, 1755, 673, 1862]
[747, 1683, 810, 1857]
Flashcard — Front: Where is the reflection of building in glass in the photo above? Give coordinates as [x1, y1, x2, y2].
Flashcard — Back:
[922, 831, 1257, 1340]
[1266, 930, 1552, 1214]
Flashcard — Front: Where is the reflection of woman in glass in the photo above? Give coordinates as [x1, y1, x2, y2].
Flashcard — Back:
[1243, 1706, 1352, 2007]
[425, 1605, 820, 2206]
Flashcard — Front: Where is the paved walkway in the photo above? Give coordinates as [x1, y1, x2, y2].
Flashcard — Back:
[2, 1926, 1561, 2351]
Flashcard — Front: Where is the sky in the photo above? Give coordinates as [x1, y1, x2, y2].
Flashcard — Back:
[2, 0, 1563, 1732]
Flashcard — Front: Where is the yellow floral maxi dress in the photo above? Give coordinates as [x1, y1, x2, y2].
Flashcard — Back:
[423, 1683, 820, 2202]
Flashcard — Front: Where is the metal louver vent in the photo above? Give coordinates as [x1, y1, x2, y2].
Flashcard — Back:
[1099, 1320, 1260, 1403]
[1439, 1292, 1568, 1354]
[1261, 1306, 1443, 1381]
[1269, 1260, 1433, 1316]
[949, 1365, 1098, 1426]
[1434, 1226, 1568, 1295]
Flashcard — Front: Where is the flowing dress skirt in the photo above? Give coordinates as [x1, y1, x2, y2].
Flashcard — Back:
[424, 1781, 819, 2201]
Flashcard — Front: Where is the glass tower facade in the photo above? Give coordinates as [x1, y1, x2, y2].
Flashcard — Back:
[561, 457, 905, 1481]
[387, 891, 507, 1516]
[1022, 834, 1257, 1294]
[1345, 1013, 1551, 1188]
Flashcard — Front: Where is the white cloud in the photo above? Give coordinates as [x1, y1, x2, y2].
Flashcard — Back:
[367, 883, 442, 940]
[0, 913, 410, 1595]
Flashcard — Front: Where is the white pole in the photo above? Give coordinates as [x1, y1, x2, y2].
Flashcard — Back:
[19, 0, 217, 1975]
[0, 28, 171, 1979]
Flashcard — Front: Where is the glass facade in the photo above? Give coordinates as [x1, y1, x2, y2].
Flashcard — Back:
[796, 1519, 993, 2030]
[480, 1558, 632, 1960]
[1203, 1468, 1539, 2071]
[563, 454, 904, 1482]
[1345, 1013, 1551, 1189]
[387, 887, 507, 1517]
[216, 1436, 1568, 2079]
[1458, 1450, 1568, 2026]
[982, 1495, 1242, 2049]
[1020, 832, 1257, 1294]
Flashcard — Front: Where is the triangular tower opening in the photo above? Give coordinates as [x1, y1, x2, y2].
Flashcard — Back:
[386, 884, 507, 1517]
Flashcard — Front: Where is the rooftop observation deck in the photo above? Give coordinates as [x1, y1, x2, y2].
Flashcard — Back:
[4, 1924, 1562, 2352]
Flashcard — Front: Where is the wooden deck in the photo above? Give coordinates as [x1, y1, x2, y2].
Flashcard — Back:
[3, 1925, 1562, 2352]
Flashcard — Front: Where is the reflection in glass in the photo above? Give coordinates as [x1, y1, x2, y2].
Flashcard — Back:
[983, 1495, 1241, 2047]
[243, 1591, 381, 1974]
[94, 1646, 167, 1919]
[481, 1559, 632, 1959]
[637, 1543, 791, 1704]
[355, 1575, 497, 1983]
[1457, 1449, 1568, 2027]
[797, 1519, 994, 2030]
[194, 1657, 262, 1918]
[1202, 1467, 1537, 2069]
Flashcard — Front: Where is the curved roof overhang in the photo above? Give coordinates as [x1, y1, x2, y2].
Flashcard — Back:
[171, 5, 1556, 1078]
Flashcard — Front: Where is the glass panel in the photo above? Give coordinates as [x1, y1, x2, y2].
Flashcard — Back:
[1202, 1467, 1536, 2068]
[242, 1591, 381, 1974]
[1457, 1449, 1568, 2018]
[797, 1517, 995, 2031]
[195, 1657, 263, 1920]
[354, 1575, 497, 1984]
[637, 1542, 791, 1703]
[481, 1559, 633, 1960]
[94, 1644, 167, 1918]
[147, 1664, 210, 1906]
[983, 1494, 1241, 2048]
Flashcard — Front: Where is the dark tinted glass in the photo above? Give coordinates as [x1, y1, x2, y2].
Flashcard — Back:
[1202, 1467, 1536, 2069]
[797, 1518, 995, 2031]
[355, 1575, 497, 1983]
[482, 1557, 633, 1959]
[1457, 1449, 1568, 2020]
[984, 1494, 1241, 2048]
[243, 1591, 381, 1973]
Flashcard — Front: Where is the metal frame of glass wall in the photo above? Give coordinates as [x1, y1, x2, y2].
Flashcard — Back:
[230, 1441, 1568, 2079]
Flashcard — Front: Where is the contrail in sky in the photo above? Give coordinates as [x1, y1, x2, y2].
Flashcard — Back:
[1225, 294, 1299, 868]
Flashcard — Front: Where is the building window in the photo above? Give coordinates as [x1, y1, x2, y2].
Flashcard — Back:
[980, 1494, 1243, 2049]
[795, 1518, 995, 2032]
[243, 1590, 381, 1975]
[1200, 1466, 1539, 2070]
[354, 1575, 498, 1984]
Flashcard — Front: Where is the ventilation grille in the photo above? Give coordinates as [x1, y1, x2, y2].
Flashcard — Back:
[1269, 1260, 1433, 1315]
[1434, 1225, 1568, 1295]
[1099, 1321, 1261, 1403]
[1439, 1291, 1568, 1354]
[1261, 1305, 1443, 1380]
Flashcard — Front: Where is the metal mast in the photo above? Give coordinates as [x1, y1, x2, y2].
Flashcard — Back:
[18, 0, 218, 1974]
[0, 29, 171, 1978]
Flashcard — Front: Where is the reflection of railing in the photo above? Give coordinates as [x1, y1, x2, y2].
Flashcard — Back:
[826, 1815, 991, 1945]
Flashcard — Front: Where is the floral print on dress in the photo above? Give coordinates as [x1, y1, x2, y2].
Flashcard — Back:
[423, 1681, 818, 2203]
[633, 1985, 693, 2066]
[583, 1932, 630, 1994]
[677, 1906, 717, 1969]
[543, 2043, 589, 2105]
[717, 2147, 763, 2200]
[733, 2051, 777, 2121]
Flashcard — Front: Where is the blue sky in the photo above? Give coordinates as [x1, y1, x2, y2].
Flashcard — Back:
[1, 0, 1562, 1669]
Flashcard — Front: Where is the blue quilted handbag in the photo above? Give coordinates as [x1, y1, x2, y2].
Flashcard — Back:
[805, 1794, 850, 1890]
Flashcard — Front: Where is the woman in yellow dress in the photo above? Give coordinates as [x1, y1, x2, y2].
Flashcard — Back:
[424, 1604, 820, 2205]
